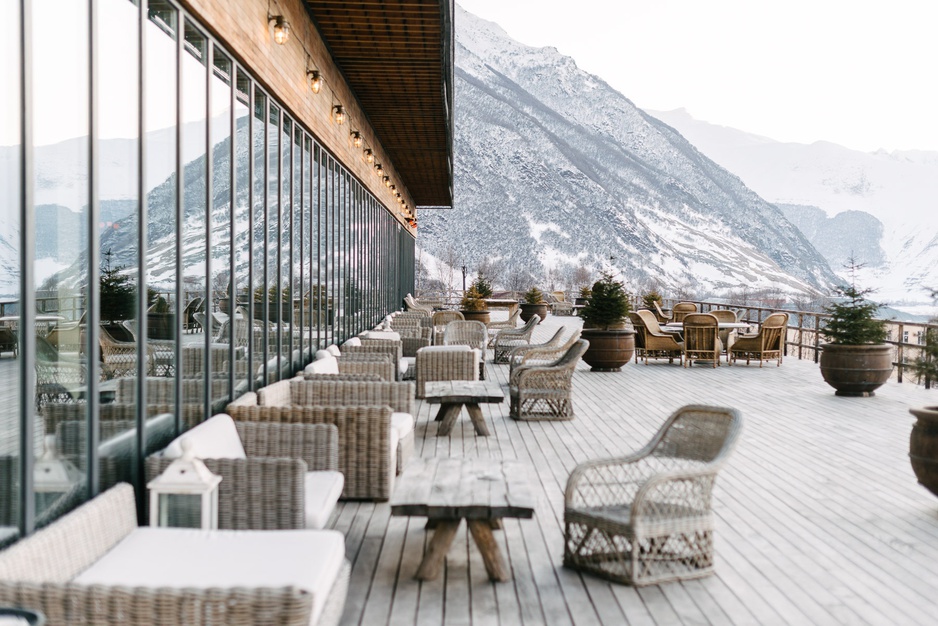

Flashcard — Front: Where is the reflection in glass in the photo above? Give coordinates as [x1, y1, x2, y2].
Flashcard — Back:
[233, 71, 251, 395]
[210, 48, 232, 411]
[0, 0, 22, 545]
[32, 0, 92, 521]
[280, 117, 292, 372]
[182, 20, 208, 426]
[266, 105, 280, 380]
[302, 136, 312, 355]
[251, 90, 267, 386]
[292, 126, 302, 367]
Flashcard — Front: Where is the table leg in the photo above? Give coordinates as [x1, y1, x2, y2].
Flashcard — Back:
[415, 519, 462, 581]
[467, 520, 510, 582]
[437, 403, 463, 436]
[433, 405, 448, 422]
[465, 403, 491, 436]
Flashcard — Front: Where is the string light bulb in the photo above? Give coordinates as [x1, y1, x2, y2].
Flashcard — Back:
[307, 70, 323, 93]
[350, 131, 363, 148]
[383, 176, 391, 187]
[270, 16, 291, 45]
[374, 163, 384, 176]
[363, 148, 374, 164]
[333, 105, 346, 125]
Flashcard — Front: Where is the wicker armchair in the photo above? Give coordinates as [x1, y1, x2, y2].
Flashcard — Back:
[508, 328, 581, 375]
[682, 313, 722, 368]
[146, 419, 340, 530]
[652, 301, 672, 324]
[99, 326, 140, 379]
[563, 405, 743, 585]
[509, 338, 588, 421]
[0, 483, 350, 626]
[431, 310, 464, 345]
[710, 309, 738, 353]
[182, 296, 204, 333]
[492, 315, 540, 363]
[415, 345, 479, 398]
[486, 309, 520, 347]
[671, 302, 698, 323]
[729, 312, 788, 367]
[443, 320, 488, 379]
[34, 337, 85, 409]
[634, 310, 683, 365]
[307, 351, 396, 381]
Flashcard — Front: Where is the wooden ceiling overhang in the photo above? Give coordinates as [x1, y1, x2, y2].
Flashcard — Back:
[302, 0, 454, 208]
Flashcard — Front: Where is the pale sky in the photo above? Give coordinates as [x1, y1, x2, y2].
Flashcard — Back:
[457, 0, 938, 153]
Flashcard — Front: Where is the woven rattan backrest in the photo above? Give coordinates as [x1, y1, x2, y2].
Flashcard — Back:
[636, 309, 664, 335]
[653, 301, 669, 319]
[0, 484, 136, 583]
[761, 313, 789, 349]
[628, 313, 647, 349]
[672, 302, 698, 323]
[443, 320, 487, 350]
[555, 338, 589, 368]
[651, 405, 743, 464]
[432, 310, 463, 328]
[710, 309, 737, 323]
[290, 379, 415, 414]
[682, 313, 719, 351]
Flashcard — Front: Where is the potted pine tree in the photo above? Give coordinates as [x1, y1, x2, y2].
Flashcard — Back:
[520, 287, 549, 324]
[818, 283, 893, 396]
[460, 285, 490, 325]
[579, 271, 635, 371]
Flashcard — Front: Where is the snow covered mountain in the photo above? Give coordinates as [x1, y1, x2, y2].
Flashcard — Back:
[649, 108, 938, 306]
[416, 6, 837, 298]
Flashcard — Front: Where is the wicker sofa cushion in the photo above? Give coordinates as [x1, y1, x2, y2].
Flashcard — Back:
[360, 330, 401, 341]
[73, 527, 345, 626]
[325, 345, 342, 357]
[342, 337, 362, 347]
[391, 412, 414, 439]
[420, 344, 470, 353]
[305, 471, 344, 530]
[163, 413, 246, 460]
[306, 354, 340, 375]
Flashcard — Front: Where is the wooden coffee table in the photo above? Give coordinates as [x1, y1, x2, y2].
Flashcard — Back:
[424, 380, 504, 436]
[390, 458, 536, 582]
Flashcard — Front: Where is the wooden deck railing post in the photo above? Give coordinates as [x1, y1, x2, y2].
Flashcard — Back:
[897, 323, 905, 383]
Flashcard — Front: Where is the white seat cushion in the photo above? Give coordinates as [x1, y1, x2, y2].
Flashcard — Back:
[304, 471, 344, 530]
[360, 330, 401, 341]
[325, 345, 342, 357]
[390, 412, 414, 439]
[305, 355, 340, 375]
[419, 344, 470, 353]
[342, 337, 362, 347]
[74, 527, 345, 626]
[163, 414, 246, 460]
[398, 358, 409, 377]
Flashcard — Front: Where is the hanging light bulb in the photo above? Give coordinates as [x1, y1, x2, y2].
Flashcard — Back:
[350, 131, 363, 148]
[307, 70, 324, 94]
[383, 176, 391, 187]
[389, 184, 396, 192]
[374, 163, 384, 176]
[333, 105, 346, 125]
[270, 16, 291, 45]
[363, 148, 374, 164]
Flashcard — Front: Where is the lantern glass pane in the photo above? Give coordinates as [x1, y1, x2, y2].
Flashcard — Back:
[158, 493, 202, 528]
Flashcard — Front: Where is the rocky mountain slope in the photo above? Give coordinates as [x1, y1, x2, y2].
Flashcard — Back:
[650, 108, 938, 305]
[416, 6, 837, 297]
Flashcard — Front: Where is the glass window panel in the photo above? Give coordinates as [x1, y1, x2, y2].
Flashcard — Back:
[144, 0, 179, 454]
[33, 0, 93, 521]
[292, 126, 302, 367]
[265, 104, 280, 382]
[0, 0, 21, 545]
[278, 116, 291, 374]
[181, 20, 208, 426]
[251, 90, 266, 387]
[209, 47, 231, 411]
[302, 136, 312, 353]
[232, 70, 250, 396]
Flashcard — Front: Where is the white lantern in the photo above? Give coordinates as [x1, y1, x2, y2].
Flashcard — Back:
[147, 439, 221, 529]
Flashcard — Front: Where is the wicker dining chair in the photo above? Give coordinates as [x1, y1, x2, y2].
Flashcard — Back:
[709, 309, 738, 353]
[431, 310, 464, 345]
[509, 338, 589, 421]
[492, 315, 540, 363]
[564, 404, 743, 585]
[635, 310, 683, 365]
[443, 320, 488, 379]
[652, 301, 672, 324]
[671, 302, 698, 323]
[486, 308, 521, 347]
[682, 313, 722, 368]
[729, 312, 788, 367]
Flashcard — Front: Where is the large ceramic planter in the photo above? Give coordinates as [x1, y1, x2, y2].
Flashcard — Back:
[910, 406, 938, 498]
[146, 313, 175, 340]
[819, 343, 894, 397]
[520, 303, 549, 324]
[580, 328, 636, 372]
[460, 309, 490, 325]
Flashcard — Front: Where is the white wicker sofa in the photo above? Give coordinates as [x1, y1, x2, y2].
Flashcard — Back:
[0, 483, 350, 626]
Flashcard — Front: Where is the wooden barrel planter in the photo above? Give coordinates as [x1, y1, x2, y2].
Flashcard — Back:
[460, 310, 490, 325]
[819, 343, 894, 397]
[580, 329, 635, 372]
[519, 303, 549, 324]
[910, 406, 938, 498]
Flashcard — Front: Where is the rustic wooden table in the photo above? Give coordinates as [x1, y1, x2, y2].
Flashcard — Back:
[423, 380, 505, 436]
[390, 458, 536, 582]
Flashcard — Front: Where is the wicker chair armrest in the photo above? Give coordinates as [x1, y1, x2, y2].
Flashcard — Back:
[336, 358, 395, 381]
[0, 582, 313, 625]
[512, 365, 572, 389]
[226, 390, 258, 408]
[256, 379, 292, 406]
[401, 336, 430, 357]
[631, 469, 718, 524]
[564, 455, 659, 508]
[145, 455, 307, 530]
[302, 372, 384, 383]
[236, 421, 339, 472]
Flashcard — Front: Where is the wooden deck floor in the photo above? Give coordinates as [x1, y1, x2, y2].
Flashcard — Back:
[332, 314, 938, 626]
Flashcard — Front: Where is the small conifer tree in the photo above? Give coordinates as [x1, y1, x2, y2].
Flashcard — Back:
[580, 271, 631, 330]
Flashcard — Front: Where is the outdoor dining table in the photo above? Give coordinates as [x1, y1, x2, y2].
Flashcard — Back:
[661, 321, 754, 366]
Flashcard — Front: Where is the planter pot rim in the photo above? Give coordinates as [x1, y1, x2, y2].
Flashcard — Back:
[581, 328, 636, 334]
[820, 342, 891, 351]
[910, 406, 938, 419]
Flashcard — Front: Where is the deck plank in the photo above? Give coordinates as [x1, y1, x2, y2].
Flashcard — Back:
[333, 314, 938, 625]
